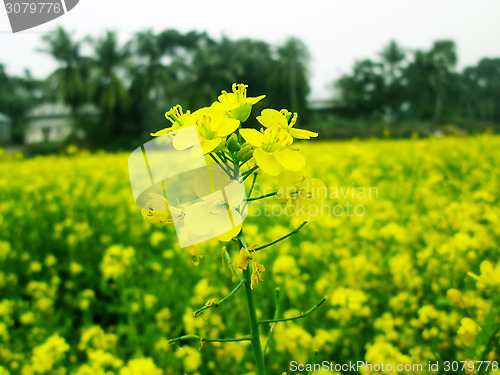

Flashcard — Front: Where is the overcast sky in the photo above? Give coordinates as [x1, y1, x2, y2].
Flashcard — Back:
[1, 0, 499, 99]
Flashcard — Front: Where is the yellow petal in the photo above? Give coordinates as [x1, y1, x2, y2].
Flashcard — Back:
[294, 198, 322, 221]
[240, 128, 265, 147]
[191, 106, 212, 118]
[247, 94, 266, 105]
[211, 101, 240, 111]
[144, 193, 169, 210]
[150, 127, 173, 137]
[257, 109, 288, 128]
[278, 171, 304, 189]
[141, 209, 173, 225]
[289, 128, 319, 139]
[277, 171, 303, 201]
[236, 246, 251, 270]
[213, 117, 240, 138]
[274, 149, 305, 171]
[253, 148, 282, 176]
[172, 129, 199, 150]
[217, 92, 236, 104]
[255, 263, 265, 274]
[200, 138, 221, 154]
[480, 261, 493, 275]
[217, 223, 242, 242]
[299, 178, 328, 200]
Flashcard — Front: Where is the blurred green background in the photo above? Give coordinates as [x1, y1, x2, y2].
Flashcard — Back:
[1, 2, 500, 375]
[1, 27, 499, 153]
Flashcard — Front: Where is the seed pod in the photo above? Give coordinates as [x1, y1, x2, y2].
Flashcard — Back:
[237, 143, 254, 164]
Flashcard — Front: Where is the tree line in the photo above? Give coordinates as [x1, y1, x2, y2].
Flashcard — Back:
[334, 40, 500, 132]
[0, 27, 310, 148]
[0, 30, 499, 148]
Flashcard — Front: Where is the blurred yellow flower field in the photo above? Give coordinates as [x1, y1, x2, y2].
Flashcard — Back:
[1, 135, 500, 374]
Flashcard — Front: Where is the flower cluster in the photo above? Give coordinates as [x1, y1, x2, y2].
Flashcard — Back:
[144, 83, 323, 239]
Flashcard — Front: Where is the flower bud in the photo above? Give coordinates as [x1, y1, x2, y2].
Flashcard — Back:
[227, 133, 241, 153]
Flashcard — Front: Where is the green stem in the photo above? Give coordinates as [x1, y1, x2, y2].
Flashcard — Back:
[258, 297, 327, 324]
[247, 173, 258, 198]
[250, 222, 308, 253]
[167, 335, 251, 344]
[263, 287, 281, 356]
[243, 266, 266, 375]
[221, 150, 234, 164]
[217, 151, 228, 163]
[243, 166, 259, 180]
[209, 153, 231, 175]
[247, 192, 278, 201]
[224, 246, 243, 282]
[239, 236, 266, 375]
[479, 323, 500, 375]
[193, 280, 244, 317]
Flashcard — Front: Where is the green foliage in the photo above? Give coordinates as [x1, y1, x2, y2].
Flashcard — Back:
[334, 40, 500, 130]
[41, 27, 90, 111]
[28, 28, 311, 148]
[461, 58, 500, 123]
[0, 65, 39, 144]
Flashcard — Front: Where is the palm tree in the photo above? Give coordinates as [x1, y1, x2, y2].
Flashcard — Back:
[41, 27, 89, 114]
[130, 29, 210, 133]
[379, 40, 406, 121]
[0, 64, 8, 90]
[379, 40, 406, 84]
[89, 31, 131, 143]
[188, 37, 243, 108]
[462, 58, 500, 122]
[90, 31, 130, 114]
[429, 40, 457, 124]
[274, 37, 310, 115]
[335, 59, 385, 119]
[133, 30, 172, 104]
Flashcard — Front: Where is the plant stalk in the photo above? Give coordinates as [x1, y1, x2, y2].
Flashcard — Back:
[243, 266, 266, 375]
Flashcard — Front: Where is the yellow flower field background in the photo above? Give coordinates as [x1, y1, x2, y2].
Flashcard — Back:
[1, 135, 500, 374]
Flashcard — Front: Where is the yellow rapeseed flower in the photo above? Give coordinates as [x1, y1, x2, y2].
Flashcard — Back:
[251, 262, 265, 289]
[240, 125, 304, 176]
[31, 334, 69, 374]
[214, 83, 266, 122]
[277, 171, 327, 221]
[151, 105, 240, 154]
[150, 105, 191, 136]
[237, 248, 251, 270]
[140, 193, 183, 226]
[469, 260, 500, 288]
[458, 318, 481, 346]
[173, 107, 240, 154]
[120, 358, 162, 375]
[257, 108, 318, 139]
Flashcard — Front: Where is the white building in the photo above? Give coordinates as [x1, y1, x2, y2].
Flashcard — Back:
[24, 103, 99, 144]
[0, 112, 11, 144]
